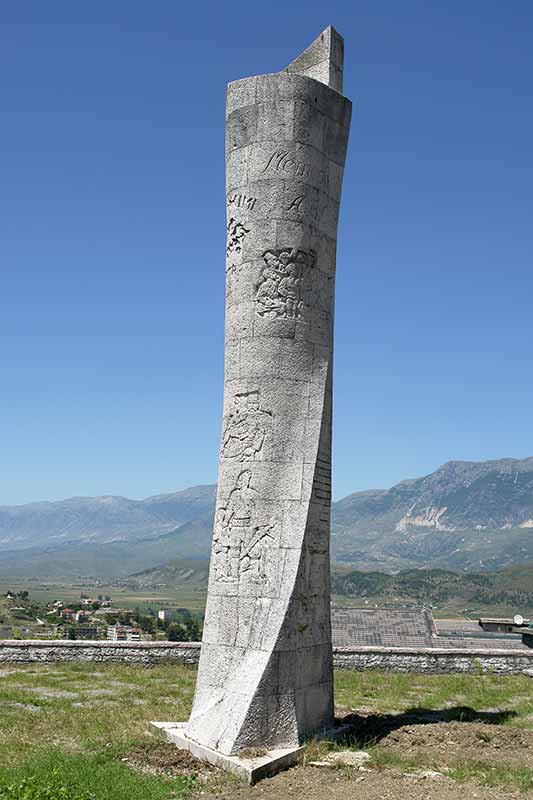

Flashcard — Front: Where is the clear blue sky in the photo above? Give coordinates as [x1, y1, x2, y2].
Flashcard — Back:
[2, 1, 532, 505]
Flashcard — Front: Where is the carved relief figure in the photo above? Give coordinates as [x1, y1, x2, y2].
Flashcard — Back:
[223, 469, 258, 527]
[212, 470, 277, 584]
[213, 470, 258, 583]
[240, 521, 277, 583]
[255, 248, 328, 320]
[226, 218, 250, 255]
[221, 391, 271, 461]
[212, 507, 240, 583]
[255, 255, 284, 312]
[278, 263, 300, 319]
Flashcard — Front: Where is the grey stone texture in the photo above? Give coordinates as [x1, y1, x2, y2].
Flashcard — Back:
[285, 26, 344, 94]
[0, 640, 200, 665]
[3, 640, 533, 675]
[185, 27, 352, 756]
[333, 646, 533, 675]
[152, 722, 303, 784]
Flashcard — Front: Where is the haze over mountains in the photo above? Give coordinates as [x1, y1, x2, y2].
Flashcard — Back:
[1, 457, 533, 578]
[0, 485, 216, 551]
[0, 485, 217, 578]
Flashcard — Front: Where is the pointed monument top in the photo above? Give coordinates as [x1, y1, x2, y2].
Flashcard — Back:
[284, 26, 344, 93]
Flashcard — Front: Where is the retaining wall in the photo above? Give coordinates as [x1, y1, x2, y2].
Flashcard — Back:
[0, 640, 200, 666]
[1, 640, 533, 674]
[333, 645, 533, 674]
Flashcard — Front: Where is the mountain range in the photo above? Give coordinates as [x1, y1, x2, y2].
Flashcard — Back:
[1, 457, 533, 577]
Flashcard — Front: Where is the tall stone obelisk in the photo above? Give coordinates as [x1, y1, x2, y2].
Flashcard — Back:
[186, 26, 351, 756]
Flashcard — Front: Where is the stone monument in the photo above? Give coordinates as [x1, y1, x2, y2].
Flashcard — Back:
[154, 26, 351, 782]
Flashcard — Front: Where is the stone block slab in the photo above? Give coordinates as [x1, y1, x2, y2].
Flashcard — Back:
[151, 722, 303, 784]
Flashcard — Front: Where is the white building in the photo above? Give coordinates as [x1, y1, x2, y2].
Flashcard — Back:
[106, 625, 141, 642]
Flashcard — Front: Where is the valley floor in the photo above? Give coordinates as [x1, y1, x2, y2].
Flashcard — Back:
[1, 664, 533, 799]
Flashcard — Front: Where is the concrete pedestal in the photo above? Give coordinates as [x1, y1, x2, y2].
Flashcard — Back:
[151, 722, 303, 784]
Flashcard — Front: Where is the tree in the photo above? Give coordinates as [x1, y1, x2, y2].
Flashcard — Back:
[166, 618, 201, 642]
[138, 615, 155, 634]
[184, 618, 201, 641]
[166, 624, 182, 642]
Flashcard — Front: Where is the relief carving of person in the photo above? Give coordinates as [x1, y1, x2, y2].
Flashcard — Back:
[213, 470, 278, 585]
[255, 254, 285, 317]
[277, 262, 301, 319]
[223, 469, 258, 527]
[212, 508, 239, 583]
[240, 522, 277, 583]
[255, 249, 318, 320]
[221, 393, 271, 461]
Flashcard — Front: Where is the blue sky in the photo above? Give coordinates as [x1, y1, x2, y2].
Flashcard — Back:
[1, 1, 532, 505]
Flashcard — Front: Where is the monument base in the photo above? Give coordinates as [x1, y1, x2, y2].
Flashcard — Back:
[150, 722, 304, 784]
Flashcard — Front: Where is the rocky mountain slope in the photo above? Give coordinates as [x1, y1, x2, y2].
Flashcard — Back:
[332, 457, 533, 571]
[1, 458, 532, 576]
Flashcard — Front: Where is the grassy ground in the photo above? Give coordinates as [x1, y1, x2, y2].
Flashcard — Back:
[334, 669, 533, 724]
[1, 664, 533, 798]
[0, 662, 198, 799]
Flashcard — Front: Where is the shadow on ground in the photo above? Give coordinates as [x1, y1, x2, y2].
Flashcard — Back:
[334, 706, 518, 746]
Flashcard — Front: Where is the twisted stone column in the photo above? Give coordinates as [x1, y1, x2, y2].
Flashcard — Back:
[186, 26, 351, 755]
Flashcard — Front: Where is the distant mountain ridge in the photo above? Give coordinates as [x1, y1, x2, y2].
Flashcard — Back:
[332, 457, 533, 571]
[0, 485, 216, 551]
[1, 457, 533, 577]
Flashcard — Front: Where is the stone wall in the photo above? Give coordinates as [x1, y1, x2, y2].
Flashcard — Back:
[333, 645, 533, 675]
[1, 640, 532, 674]
[0, 640, 201, 666]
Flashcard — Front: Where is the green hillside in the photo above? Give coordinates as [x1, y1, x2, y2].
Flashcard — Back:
[130, 558, 210, 588]
[331, 563, 533, 615]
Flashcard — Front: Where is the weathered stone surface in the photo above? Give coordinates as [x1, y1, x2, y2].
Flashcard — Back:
[285, 26, 344, 94]
[151, 722, 303, 784]
[0, 640, 200, 665]
[185, 27, 352, 757]
[333, 646, 533, 674]
[2, 641, 533, 675]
